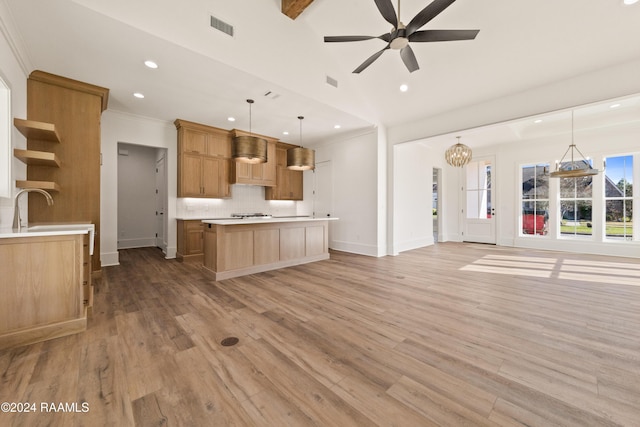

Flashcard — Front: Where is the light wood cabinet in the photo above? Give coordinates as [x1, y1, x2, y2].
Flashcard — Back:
[26, 71, 109, 273]
[229, 130, 277, 187]
[265, 145, 303, 200]
[175, 119, 231, 199]
[176, 220, 205, 261]
[203, 219, 330, 280]
[0, 233, 88, 349]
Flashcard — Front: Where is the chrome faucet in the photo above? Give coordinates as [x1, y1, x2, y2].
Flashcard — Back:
[13, 188, 54, 232]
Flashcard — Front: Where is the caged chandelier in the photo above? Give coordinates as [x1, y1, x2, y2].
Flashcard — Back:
[445, 136, 472, 167]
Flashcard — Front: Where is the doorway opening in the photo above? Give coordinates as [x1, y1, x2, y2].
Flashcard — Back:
[433, 168, 441, 243]
[117, 143, 168, 252]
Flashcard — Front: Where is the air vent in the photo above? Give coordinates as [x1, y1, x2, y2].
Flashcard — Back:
[264, 91, 281, 100]
[326, 75, 338, 88]
[210, 15, 234, 37]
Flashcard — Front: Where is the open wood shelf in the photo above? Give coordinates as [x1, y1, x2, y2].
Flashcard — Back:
[14, 118, 61, 142]
[16, 180, 61, 192]
[13, 148, 61, 167]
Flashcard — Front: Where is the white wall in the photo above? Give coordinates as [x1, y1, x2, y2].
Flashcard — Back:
[117, 143, 158, 249]
[312, 128, 383, 256]
[0, 3, 28, 226]
[101, 110, 177, 266]
[449, 119, 640, 258]
[393, 142, 433, 254]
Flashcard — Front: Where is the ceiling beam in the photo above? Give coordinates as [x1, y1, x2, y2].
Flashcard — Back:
[282, 0, 314, 20]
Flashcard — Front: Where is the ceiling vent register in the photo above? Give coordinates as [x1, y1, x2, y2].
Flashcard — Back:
[210, 15, 234, 37]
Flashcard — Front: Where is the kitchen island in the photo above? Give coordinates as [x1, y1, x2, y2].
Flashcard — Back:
[202, 217, 337, 280]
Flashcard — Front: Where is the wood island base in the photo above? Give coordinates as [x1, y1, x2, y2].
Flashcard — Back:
[202, 219, 332, 281]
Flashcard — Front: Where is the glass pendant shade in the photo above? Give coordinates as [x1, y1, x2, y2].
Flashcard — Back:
[233, 99, 268, 164]
[286, 116, 315, 170]
[445, 136, 472, 167]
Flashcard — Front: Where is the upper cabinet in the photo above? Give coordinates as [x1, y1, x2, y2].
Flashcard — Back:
[175, 119, 231, 198]
[265, 144, 303, 200]
[229, 129, 277, 187]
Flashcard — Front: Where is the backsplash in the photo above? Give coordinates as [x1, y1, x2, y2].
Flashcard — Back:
[176, 185, 311, 219]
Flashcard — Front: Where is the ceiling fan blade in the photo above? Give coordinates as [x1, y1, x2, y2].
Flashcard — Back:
[400, 45, 419, 73]
[353, 45, 390, 73]
[324, 33, 392, 43]
[374, 0, 398, 28]
[409, 29, 480, 42]
[406, 0, 457, 34]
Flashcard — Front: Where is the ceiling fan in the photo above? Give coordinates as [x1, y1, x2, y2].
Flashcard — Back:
[324, 0, 479, 73]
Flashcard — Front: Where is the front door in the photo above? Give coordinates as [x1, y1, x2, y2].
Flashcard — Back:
[463, 156, 496, 244]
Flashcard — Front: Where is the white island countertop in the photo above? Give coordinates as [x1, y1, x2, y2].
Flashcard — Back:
[202, 216, 338, 226]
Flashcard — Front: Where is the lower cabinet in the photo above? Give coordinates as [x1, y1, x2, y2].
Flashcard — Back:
[177, 220, 204, 262]
[203, 220, 330, 280]
[0, 233, 88, 350]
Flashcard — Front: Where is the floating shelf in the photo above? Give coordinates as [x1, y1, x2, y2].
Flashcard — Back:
[14, 118, 61, 142]
[13, 148, 61, 167]
[16, 180, 60, 192]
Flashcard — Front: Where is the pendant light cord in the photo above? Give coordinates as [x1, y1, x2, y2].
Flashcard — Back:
[298, 116, 304, 147]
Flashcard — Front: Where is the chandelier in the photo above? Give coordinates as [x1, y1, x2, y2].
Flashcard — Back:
[445, 136, 472, 167]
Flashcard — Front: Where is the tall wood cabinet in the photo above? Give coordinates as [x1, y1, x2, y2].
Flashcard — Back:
[26, 71, 109, 272]
[175, 119, 231, 198]
[265, 143, 303, 200]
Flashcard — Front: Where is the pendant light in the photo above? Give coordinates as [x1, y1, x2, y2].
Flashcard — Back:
[445, 136, 472, 167]
[549, 111, 601, 178]
[287, 116, 315, 171]
[232, 99, 268, 164]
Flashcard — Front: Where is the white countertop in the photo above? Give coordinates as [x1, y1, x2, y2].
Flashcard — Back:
[0, 223, 95, 255]
[202, 217, 338, 226]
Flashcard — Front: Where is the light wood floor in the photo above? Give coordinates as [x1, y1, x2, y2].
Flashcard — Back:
[2, 243, 640, 426]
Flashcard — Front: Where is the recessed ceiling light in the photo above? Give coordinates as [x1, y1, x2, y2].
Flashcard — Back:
[227, 117, 236, 122]
[144, 60, 158, 69]
[534, 119, 543, 123]
[399, 84, 408, 92]
[133, 92, 145, 99]
[623, 0, 638, 5]
[283, 131, 289, 135]
[334, 124, 341, 129]
[610, 103, 621, 109]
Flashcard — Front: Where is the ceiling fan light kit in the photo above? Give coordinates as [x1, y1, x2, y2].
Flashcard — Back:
[445, 136, 472, 167]
[232, 99, 268, 164]
[287, 116, 316, 171]
[324, 0, 479, 73]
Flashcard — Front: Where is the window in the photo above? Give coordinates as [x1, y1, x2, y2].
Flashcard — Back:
[521, 164, 549, 235]
[559, 160, 593, 238]
[0, 75, 10, 198]
[466, 159, 491, 219]
[604, 155, 633, 240]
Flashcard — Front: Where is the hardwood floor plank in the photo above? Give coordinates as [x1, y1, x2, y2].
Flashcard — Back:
[2, 244, 640, 426]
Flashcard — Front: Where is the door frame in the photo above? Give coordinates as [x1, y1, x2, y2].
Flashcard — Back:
[461, 155, 497, 244]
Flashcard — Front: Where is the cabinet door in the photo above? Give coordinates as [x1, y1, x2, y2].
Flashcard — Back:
[261, 142, 277, 186]
[183, 128, 208, 154]
[207, 131, 231, 157]
[289, 170, 303, 200]
[180, 153, 203, 196]
[202, 156, 221, 197]
[186, 226, 204, 255]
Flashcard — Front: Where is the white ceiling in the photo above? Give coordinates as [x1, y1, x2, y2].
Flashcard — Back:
[4, 0, 640, 146]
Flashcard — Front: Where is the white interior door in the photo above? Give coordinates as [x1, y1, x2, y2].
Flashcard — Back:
[313, 160, 334, 246]
[155, 154, 166, 250]
[463, 156, 496, 244]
